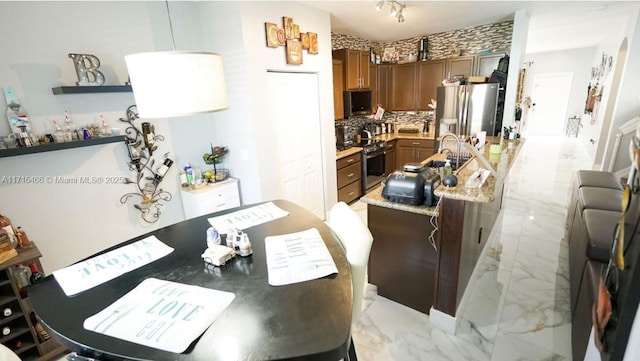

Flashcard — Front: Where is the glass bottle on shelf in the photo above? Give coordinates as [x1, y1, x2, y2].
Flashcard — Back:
[15, 226, 32, 248]
[0, 214, 18, 249]
[29, 312, 50, 342]
[29, 263, 43, 284]
[13, 264, 31, 298]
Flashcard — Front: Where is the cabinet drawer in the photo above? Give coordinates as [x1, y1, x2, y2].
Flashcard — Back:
[180, 179, 241, 219]
[337, 162, 361, 189]
[397, 139, 435, 148]
[336, 152, 362, 169]
[338, 180, 362, 204]
[385, 140, 396, 150]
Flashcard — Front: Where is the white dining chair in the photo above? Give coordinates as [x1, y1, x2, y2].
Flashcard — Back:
[329, 201, 374, 360]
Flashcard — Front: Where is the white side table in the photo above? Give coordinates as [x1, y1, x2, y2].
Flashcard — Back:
[180, 178, 240, 219]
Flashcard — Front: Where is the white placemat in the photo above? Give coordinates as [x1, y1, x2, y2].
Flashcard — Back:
[83, 278, 235, 353]
[207, 201, 289, 234]
[265, 228, 338, 286]
[53, 236, 174, 296]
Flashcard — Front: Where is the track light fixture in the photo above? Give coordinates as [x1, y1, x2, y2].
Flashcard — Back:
[375, 0, 406, 23]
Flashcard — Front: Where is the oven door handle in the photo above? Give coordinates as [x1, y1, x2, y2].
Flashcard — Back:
[365, 150, 386, 159]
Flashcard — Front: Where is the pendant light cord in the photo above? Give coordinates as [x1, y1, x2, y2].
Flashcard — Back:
[165, 0, 176, 50]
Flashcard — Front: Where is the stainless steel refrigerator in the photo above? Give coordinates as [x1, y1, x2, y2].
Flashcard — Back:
[435, 83, 500, 137]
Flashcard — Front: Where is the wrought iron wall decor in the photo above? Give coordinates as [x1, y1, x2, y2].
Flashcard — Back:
[119, 105, 173, 223]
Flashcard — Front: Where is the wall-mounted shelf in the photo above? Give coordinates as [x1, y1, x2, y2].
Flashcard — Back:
[51, 85, 132, 95]
[0, 136, 125, 158]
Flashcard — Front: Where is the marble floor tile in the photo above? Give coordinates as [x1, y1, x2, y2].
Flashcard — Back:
[490, 333, 570, 361]
[350, 136, 589, 361]
[497, 270, 572, 359]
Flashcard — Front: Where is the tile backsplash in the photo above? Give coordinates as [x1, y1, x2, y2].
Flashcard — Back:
[335, 111, 435, 136]
[331, 20, 513, 60]
[332, 20, 513, 129]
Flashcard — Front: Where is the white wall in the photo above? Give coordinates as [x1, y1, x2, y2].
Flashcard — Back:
[0, 1, 189, 273]
[0, 1, 337, 272]
[601, 7, 640, 171]
[523, 46, 595, 128]
[503, 9, 529, 129]
[191, 1, 337, 212]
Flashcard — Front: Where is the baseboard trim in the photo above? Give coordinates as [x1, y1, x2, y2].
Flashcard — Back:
[429, 307, 457, 334]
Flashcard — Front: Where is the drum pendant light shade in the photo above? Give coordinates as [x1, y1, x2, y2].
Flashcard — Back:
[125, 51, 228, 118]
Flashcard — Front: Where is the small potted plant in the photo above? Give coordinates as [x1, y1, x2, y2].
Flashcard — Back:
[202, 144, 229, 182]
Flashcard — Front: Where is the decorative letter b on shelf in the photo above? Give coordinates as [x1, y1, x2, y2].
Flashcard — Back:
[68, 53, 105, 86]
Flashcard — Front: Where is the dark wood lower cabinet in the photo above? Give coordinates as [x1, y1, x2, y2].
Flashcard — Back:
[384, 140, 396, 174]
[396, 139, 435, 168]
[368, 205, 438, 314]
[367, 180, 505, 316]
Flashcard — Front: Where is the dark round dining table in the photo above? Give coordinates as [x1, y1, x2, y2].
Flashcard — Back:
[30, 200, 353, 361]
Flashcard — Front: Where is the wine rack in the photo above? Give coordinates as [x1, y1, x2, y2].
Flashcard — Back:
[0, 244, 66, 360]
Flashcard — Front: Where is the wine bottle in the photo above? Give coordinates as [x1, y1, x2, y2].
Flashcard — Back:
[3, 307, 11, 317]
[141, 122, 155, 155]
[29, 263, 43, 284]
[154, 158, 174, 184]
[34, 322, 50, 342]
[2, 326, 10, 336]
[13, 264, 31, 298]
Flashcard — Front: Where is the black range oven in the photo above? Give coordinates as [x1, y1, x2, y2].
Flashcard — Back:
[359, 139, 386, 194]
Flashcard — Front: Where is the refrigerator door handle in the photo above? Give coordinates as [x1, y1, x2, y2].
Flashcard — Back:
[458, 86, 467, 137]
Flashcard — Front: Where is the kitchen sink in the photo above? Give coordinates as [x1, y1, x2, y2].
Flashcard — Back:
[424, 157, 472, 171]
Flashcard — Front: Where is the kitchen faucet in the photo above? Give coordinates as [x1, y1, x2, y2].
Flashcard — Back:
[438, 133, 462, 169]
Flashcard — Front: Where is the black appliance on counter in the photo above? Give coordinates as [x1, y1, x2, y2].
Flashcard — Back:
[358, 138, 386, 194]
[382, 163, 441, 206]
[335, 125, 354, 151]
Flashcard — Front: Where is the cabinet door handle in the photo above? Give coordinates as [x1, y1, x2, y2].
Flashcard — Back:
[412, 142, 421, 145]
[348, 191, 355, 196]
[346, 158, 354, 163]
[347, 173, 355, 178]
[215, 202, 227, 207]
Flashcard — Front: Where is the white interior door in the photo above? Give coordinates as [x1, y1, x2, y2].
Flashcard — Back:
[526, 73, 573, 136]
[266, 72, 325, 219]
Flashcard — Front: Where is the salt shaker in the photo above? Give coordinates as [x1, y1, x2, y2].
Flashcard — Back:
[239, 233, 253, 257]
[226, 228, 237, 248]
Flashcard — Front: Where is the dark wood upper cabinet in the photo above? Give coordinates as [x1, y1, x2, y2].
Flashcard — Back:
[332, 59, 344, 120]
[356, 54, 505, 113]
[371, 65, 391, 111]
[474, 53, 504, 78]
[445, 55, 475, 80]
[333, 49, 370, 90]
[390, 63, 417, 110]
[417, 60, 445, 109]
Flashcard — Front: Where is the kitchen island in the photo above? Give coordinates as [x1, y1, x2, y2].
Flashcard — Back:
[360, 137, 524, 330]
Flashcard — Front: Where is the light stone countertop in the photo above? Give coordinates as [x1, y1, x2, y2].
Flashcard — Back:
[336, 146, 363, 160]
[360, 137, 525, 214]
